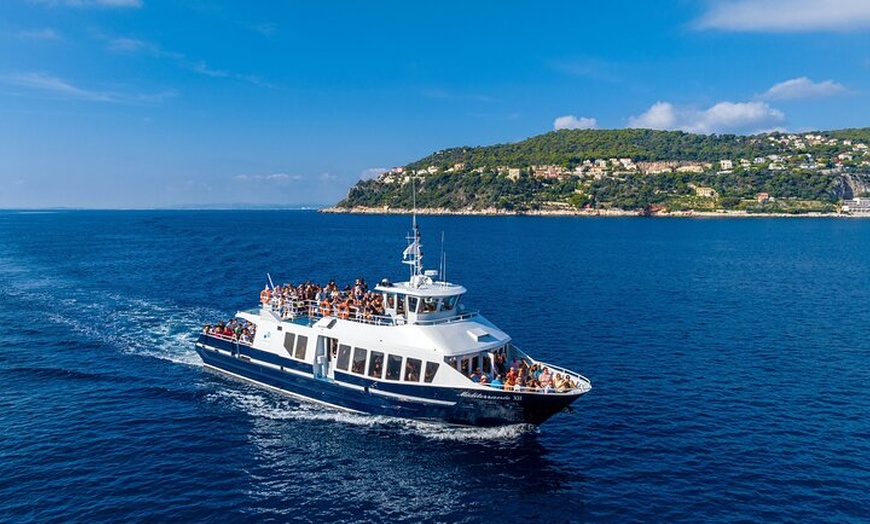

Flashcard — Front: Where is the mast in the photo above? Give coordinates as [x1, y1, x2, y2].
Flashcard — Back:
[402, 176, 423, 281]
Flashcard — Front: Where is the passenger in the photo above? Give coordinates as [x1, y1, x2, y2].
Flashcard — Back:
[518, 360, 529, 377]
[526, 377, 540, 392]
[513, 376, 525, 392]
[337, 299, 350, 319]
[494, 353, 507, 376]
[469, 367, 482, 383]
[539, 367, 552, 389]
[503, 374, 515, 391]
[404, 361, 420, 382]
[478, 374, 489, 385]
[490, 374, 503, 389]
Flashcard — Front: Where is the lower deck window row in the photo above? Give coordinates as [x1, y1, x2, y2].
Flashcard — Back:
[335, 344, 438, 383]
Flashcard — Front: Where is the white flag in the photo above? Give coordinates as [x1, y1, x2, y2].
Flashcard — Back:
[403, 239, 420, 257]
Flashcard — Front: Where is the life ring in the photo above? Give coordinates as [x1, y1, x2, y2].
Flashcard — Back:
[260, 288, 271, 304]
[337, 301, 350, 319]
[320, 300, 332, 317]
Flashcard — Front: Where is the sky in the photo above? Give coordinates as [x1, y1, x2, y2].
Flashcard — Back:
[1, 0, 869, 209]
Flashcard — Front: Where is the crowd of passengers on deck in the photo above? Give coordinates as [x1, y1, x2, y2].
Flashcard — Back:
[259, 278, 386, 322]
[456, 351, 579, 393]
[202, 319, 256, 345]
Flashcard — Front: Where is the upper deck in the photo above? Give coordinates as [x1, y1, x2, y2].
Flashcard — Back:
[258, 288, 476, 328]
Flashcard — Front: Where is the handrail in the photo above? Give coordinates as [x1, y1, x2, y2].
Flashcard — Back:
[261, 298, 479, 327]
[414, 310, 480, 325]
[480, 382, 588, 395]
[456, 343, 591, 394]
[509, 343, 592, 390]
[202, 331, 255, 347]
[536, 361, 592, 387]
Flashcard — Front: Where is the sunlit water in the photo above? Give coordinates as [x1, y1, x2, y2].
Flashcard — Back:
[1, 210, 868, 523]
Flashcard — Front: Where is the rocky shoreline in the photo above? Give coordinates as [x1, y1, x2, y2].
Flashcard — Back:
[319, 206, 868, 218]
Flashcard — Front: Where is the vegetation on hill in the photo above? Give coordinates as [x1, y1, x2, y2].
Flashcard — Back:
[405, 129, 779, 170]
[335, 128, 870, 214]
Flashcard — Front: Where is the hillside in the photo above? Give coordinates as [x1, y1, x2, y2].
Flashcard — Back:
[334, 128, 870, 214]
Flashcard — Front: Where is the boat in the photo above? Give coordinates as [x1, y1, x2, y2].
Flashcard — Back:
[194, 217, 591, 427]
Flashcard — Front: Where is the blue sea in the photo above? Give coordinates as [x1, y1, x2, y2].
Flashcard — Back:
[1, 210, 868, 523]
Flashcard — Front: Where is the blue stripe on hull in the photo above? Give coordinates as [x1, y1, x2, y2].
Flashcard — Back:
[195, 341, 581, 427]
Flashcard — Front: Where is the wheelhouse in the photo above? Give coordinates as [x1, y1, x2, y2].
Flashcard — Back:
[376, 272, 469, 325]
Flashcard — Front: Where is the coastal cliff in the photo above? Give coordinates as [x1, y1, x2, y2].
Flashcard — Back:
[332, 128, 870, 216]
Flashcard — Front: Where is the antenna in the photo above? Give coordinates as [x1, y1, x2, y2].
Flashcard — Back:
[411, 175, 417, 230]
[442, 252, 448, 287]
[439, 231, 446, 285]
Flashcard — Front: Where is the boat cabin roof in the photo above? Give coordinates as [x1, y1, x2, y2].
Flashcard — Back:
[375, 278, 466, 298]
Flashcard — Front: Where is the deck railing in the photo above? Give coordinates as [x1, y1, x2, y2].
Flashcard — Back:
[202, 331, 255, 347]
[260, 298, 478, 327]
[456, 344, 592, 395]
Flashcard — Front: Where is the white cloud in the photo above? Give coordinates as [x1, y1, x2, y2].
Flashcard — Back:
[762, 77, 848, 100]
[108, 37, 155, 54]
[234, 173, 302, 185]
[3, 71, 176, 103]
[360, 168, 387, 180]
[695, 0, 870, 32]
[5, 71, 114, 101]
[192, 61, 230, 78]
[554, 115, 598, 130]
[628, 100, 785, 134]
[30, 0, 142, 7]
[19, 28, 62, 40]
[628, 102, 677, 130]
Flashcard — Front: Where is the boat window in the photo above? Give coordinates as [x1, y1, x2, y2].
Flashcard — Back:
[471, 356, 479, 373]
[294, 335, 308, 360]
[424, 362, 439, 383]
[283, 333, 296, 356]
[397, 295, 405, 314]
[368, 351, 384, 379]
[460, 357, 469, 376]
[326, 337, 339, 360]
[422, 297, 438, 312]
[408, 296, 419, 313]
[351, 347, 367, 374]
[404, 358, 422, 382]
[336, 344, 351, 371]
[386, 293, 395, 309]
[482, 353, 492, 374]
[385, 354, 402, 381]
[442, 295, 459, 311]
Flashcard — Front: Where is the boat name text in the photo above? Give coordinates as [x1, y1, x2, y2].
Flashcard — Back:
[460, 391, 522, 402]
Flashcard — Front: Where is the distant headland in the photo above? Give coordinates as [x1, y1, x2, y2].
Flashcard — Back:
[329, 128, 870, 217]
